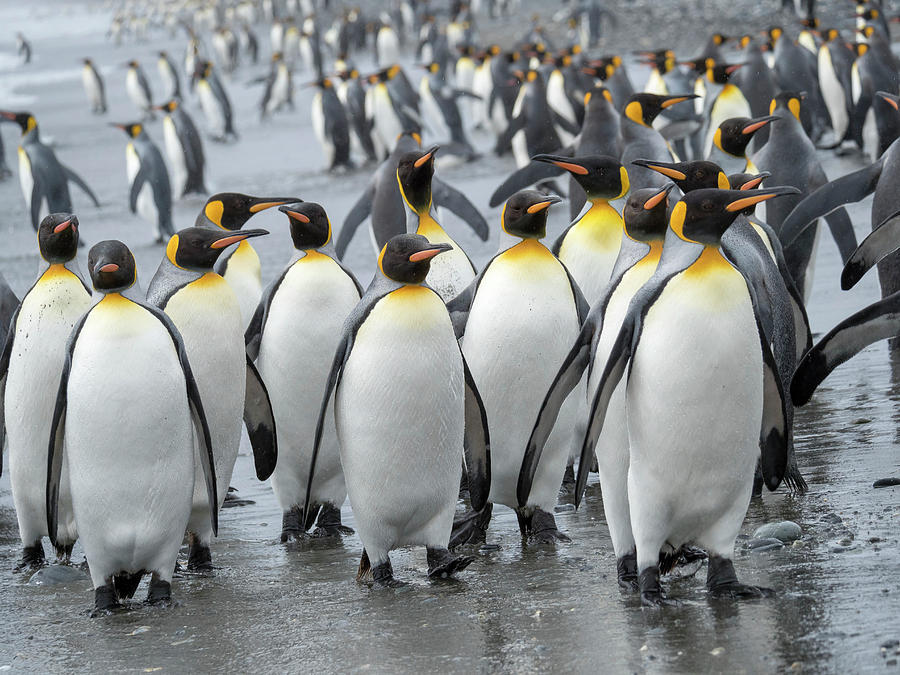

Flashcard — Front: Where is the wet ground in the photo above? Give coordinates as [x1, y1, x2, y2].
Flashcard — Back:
[1, 1, 899, 672]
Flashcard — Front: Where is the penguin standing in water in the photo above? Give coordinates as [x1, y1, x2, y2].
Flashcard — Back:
[111, 123, 173, 244]
[0, 214, 90, 570]
[146, 227, 277, 571]
[449, 191, 587, 546]
[310, 77, 354, 171]
[576, 187, 795, 606]
[156, 100, 207, 198]
[125, 61, 155, 120]
[194, 193, 294, 331]
[47, 240, 218, 614]
[194, 61, 238, 142]
[157, 51, 182, 100]
[307, 233, 490, 585]
[81, 58, 107, 114]
[0, 111, 100, 229]
[246, 203, 362, 541]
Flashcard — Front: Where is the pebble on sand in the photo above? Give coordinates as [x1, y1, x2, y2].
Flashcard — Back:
[873, 478, 900, 489]
[752, 521, 802, 543]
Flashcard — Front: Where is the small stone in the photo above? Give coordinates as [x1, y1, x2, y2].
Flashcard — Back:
[881, 639, 900, 650]
[869, 537, 882, 543]
[27, 565, 88, 586]
[753, 521, 802, 543]
[747, 537, 784, 551]
[129, 626, 151, 636]
[640, 644, 649, 653]
[710, 647, 725, 656]
[820, 513, 843, 525]
[873, 478, 900, 489]
[886, 659, 897, 666]
[789, 662, 802, 671]
[554, 504, 575, 513]
[853, 417, 871, 424]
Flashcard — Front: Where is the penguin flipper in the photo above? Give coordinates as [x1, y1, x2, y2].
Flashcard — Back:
[779, 160, 883, 248]
[842, 209, 900, 290]
[129, 164, 149, 214]
[336, 184, 374, 258]
[823, 207, 859, 266]
[792, 290, 900, 406]
[433, 177, 490, 241]
[0, 305, 21, 477]
[494, 114, 525, 155]
[62, 164, 100, 207]
[29, 182, 43, 230]
[245, 265, 291, 361]
[244, 355, 278, 481]
[552, 111, 581, 137]
[461, 354, 491, 512]
[488, 161, 566, 208]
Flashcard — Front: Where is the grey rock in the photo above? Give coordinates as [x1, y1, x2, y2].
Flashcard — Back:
[753, 521, 802, 543]
[747, 537, 785, 551]
[873, 478, 900, 489]
[27, 565, 89, 587]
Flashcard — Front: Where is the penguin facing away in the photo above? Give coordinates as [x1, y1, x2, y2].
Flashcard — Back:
[47, 239, 217, 614]
[306, 233, 490, 585]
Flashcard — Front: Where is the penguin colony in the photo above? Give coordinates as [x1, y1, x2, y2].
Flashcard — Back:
[0, 0, 898, 614]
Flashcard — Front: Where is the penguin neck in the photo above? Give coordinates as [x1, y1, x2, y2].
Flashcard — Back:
[98, 291, 133, 307]
[40, 262, 80, 284]
[505, 237, 551, 260]
[576, 199, 625, 248]
[230, 239, 261, 278]
[409, 204, 447, 240]
[682, 244, 731, 278]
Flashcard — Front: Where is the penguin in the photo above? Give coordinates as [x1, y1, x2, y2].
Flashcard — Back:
[575, 187, 794, 605]
[701, 61, 752, 157]
[816, 29, 855, 149]
[336, 66, 378, 164]
[520, 184, 673, 589]
[337, 132, 489, 258]
[0, 272, 18, 347]
[545, 53, 582, 148]
[245, 203, 362, 541]
[111, 123, 173, 244]
[307, 233, 490, 585]
[46, 239, 217, 614]
[454, 45, 478, 130]
[707, 115, 777, 174]
[735, 37, 780, 151]
[849, 28, 900, 158]
[375, 19, 402, 68]
[396, 146, 477, 301]
[155, 100, 207, 199]
[418, 61, 478, 159]
[0, 111, 100, 229]
[620, 94, 697, 190]
[157, 51, 182, 100]
[364, 66, 422, 159]
[0, 214, 90, 571]
[767, 27, 831, 143]
[125, 60, 155, 120]
[81, 58, 107, 114]
[194, 61, 238, 142]
[16, 33, 31, 65]
[145, 226, 277, 571]
[257, 52, 293, 120]
[583, 56, 635, 114]
[194, 193, 294, 331]
[497, 69, 570, 169]
[310, 77, 354, 171]
[448, 190, 588, 545]
[486, 50, 521, 143]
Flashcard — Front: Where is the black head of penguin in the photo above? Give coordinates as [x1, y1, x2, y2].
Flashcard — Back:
[632, 158, 730, 193]
[278, 202, 331, 250]
[622, 184, 674, 242]
[715, 115, 778, 156]
[769, 91, 805, 122]
[165, 227, 269, 271]
[397, 146, 438, 213]
[88, 240, 137, 293]
[201, 193, 297, 231]
[111, 122, 144, 138]
[377, 234, 453, 284]
[38, 213, 80, 263]
[501, 190, 562, 239]
[705, 60, 744, 84]
[584, 85, 616, 110]
[670, 187, 800, 245]
[623, 93, 698, 127]
[0, 110, 37, 135]
[728, 172, 772, 214]
[533, 154, 629, 200]
[154, 100, 180, 114]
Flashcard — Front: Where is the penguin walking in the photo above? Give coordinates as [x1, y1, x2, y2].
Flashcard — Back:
[157, 51, 182, 100]
[194, 61, 238, 142]
[112, 123, 173, 244]
[246, 203, 362, 541]
[46, 240, 218, 614]
[0, 111, 100, 230]
[81, 59, 107, 114]
[449, 191, 587, 545]
[146, 226, 277, 571]
[577, 187, 794, 605]
[308, 233, 490, 585]
[125, 61, 155, 120]
[310, 78, 354, 171]
[156, 100, 207, 199]
[0, 214, 90, 571]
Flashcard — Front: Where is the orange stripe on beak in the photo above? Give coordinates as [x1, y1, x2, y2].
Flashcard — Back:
[286, 210, 310, 223]
[409, 247, 445, 262]
[551, 160, 589, 175]
[739, 177, 765, 190]
[646, 165, 686, 180]
[643, 188, 669, 210]
[742, 119, 772, 134]
[249, 201, 289, 213]
[880, 94, 899, 110]
[414, 151, 435, 168]
[725, 194, 776, 212]
[211, 234, 248, 249]
[526, 200, 555, 214]
[660, 96, 691, 109]
[99, 263, 119, 273]
[54, 219, 72, 233]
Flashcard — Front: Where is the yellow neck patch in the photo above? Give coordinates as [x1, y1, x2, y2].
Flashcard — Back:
[502, 237, 553, 262]
[166, 234, 183, 268]
[205, 200, 224, 227]
[624, 100, 646, 126]
[682, 245, 733, 279]
[39, 264, 78, 283]
[98, 292, 132, 309]
[669, 201, 692, 242]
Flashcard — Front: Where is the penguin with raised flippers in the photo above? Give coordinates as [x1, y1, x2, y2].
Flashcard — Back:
[337, 132, 489, 258]
[146, 226, 277, 571]
[82, 58, 107, 114]
[0, 111, 100, 229]
[310, 77, 354, 171]
[155, 100, 207, 199]
[246, 203, 362, 541]
[577, 187, 795, 605]
[125, 60, 155, 120]
[46, 240, 217, 615]
[707, 115, 777, 174]
[307, 233, 490, 585]
[111, 122, 173, 244]
[520, 184, 673, 588]
[449, 191, 587, 546]
[0, 214, 90, 571]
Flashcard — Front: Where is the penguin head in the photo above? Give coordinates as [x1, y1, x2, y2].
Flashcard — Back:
[636, 49, 675, 75]
[632, 159, 729, 193]
[165, 227, 269, 271]
[714, 115, 778, 157]
[501, 190, 561, 240]
[111, 122, 144, 138]
[728, 172, 773, 214]
[821, 28, 841, 43]
[765, 26, 783, 45]
[393, 131, 422, 154]
[279, 202, 332, 250]
[88, 240, 137, 293]
[623, 93, 697, 127]
[669, 187, 800, 245]
[706, 61, 744, 84]
[155, 100, 179, 113]
[397, 146, 439, 213]
[38, 213, 80, 263]
[712, 33, 730, 46]
[533, 154, 629, 201]
[584, 84, 615, 110]
[0, 110, 37, 135]
[82, 58, 93, 66]
[622, 185, 674, 243]
[127, 59, 139, 69]
[769, 91, 805, 122]
[800, 17, 819, 30]
[201, 193, 297, 231]
[377, 234, 453, 284]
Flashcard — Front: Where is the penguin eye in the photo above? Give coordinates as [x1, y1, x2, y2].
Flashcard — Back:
[701, 200, 716, 211]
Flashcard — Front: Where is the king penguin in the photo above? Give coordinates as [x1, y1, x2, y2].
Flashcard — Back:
[46, 239, 217, 614]
[146, 226, 278, 571]
[245, 202, 363, 541]
[0, 214, 91, 570]
[308, 233, 490, 585]
[193, 61, 238, 142]
[449, 190, 588, 545]
[81, 58, 107, 114]
[125, 60, 155, 120]
[156, 100, 207, 199]
[112, 122, 173, 243]
[707, 115, 777, 174]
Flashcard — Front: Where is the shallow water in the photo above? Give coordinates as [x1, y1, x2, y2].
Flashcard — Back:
[1, 2, 899, 672]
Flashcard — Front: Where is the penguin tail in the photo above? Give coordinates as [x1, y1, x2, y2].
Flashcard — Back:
[782, 458, 809, 494]
[112, 571, 145, 600]
[356, 550, 373, 582]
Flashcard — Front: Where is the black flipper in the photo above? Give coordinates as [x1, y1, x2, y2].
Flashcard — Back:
[461, 354, 491, 511]
[433, 177, 490, 241]
[842, 208, 900, 290]
[0, 305, 21, 477]
[245, 265, 291, 360]
[489, 161, 566, 208]
[128, 163, 149, 213]
[335, 183, 374, 258]
[792, 290, 900, 406]
[823, 207, 859, 266]
[62, 164, 101, 207]
[494, 114, 525, 155]
[30, 181, 43, 230]
[244, 355, 278, 481]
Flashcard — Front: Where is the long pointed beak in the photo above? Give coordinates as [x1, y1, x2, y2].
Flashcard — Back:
[0, 111, 16, 121]
[211, 228, 269, 249]
[738, 172, 772, 190]
[644, 183, 676, 210]
[414, 146, 439, 167]
[725, 187, 801, 212]
[98, 262, 119, 273]
[409, 242, 453, 262]
[526, 195, 562, 214]
[660, 94, 698, 109]
[533, 154, 588, 175]
[878, 91, 900, 110]
[742, 115, 779, 134]
[53, 218, 74, 233]
[249, 198, 296, 213]
[632, 159, 686, 180]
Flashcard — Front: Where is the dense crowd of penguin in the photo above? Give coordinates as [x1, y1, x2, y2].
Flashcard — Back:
[1, 0, 899, 615]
